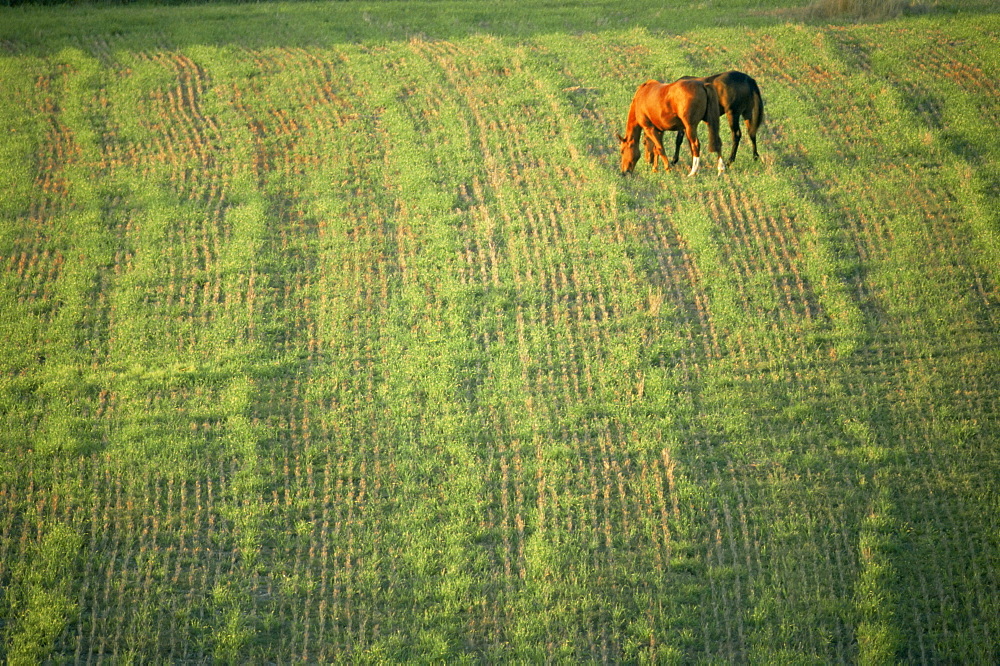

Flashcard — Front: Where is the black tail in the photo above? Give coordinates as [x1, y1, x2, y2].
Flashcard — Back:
[703, 84, 722, 157]
[748, 76, 764, 135]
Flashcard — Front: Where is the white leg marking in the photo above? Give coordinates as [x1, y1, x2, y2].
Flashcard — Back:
[688, 156, 700, 177]
[717, 157, 726, 175]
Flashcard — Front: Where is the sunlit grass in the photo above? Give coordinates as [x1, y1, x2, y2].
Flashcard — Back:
[1, 0, 998, 662]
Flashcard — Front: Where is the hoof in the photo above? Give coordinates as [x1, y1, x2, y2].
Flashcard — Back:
[687, 156, 701, 177]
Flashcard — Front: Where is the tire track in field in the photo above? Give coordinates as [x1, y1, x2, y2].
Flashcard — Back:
[637, 205, 721, 372]
[629, 57, 857, 662]
[671, 33, 834, 372]
[240, 40, 515, 657]
[550, 33, 768, 660]
[83, 46, 299, 659]
[888, 27, 1000, 110]
[395, 38, 542, 652]
[819, 28, 1000, 346]
[670, 28, 910, 662]
[119, 52, 231, 337]
[410, 37, 702, 659]
[533, 63, 714, 664]
[438, 40, 641, 418]
[737, 30, 900, 349]
[601, 30, 876, 663]
[826, 27, 1000, 323]
[761, 25, 997, 332]
[354, 40, 517, 654]
[235, 47, 358, 188]
[227, 46, 355, 357]
[247, 46, 400, 659]
[0, 51, 122, 477]
[4, 69, 74, 314]
[546, 35, 727, 372]
[704, 188, 823, 362]
[230, 50, 304, 189]
[749, 25, 1000, 663]
[73, 460, 234, 661]
[746, 32, 882, 167]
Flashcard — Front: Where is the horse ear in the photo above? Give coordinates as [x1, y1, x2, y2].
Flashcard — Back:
[616, 133, 626, 143]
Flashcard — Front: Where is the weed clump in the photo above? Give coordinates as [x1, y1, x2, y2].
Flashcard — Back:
[803, 0, 935, 20]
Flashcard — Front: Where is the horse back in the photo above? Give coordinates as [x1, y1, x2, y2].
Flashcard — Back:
[632, 79, 682, 131]
[661, 78, 708, 123]
[631, 77, 719, 132]
[709, 71, 760, 119]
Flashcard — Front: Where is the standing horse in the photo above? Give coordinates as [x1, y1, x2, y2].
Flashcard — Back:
[645, 70, 763, 169]
[618, 78, 724, 176]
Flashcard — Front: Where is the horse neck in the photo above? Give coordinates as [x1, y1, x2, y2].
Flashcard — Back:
[625, 102, 644, 141]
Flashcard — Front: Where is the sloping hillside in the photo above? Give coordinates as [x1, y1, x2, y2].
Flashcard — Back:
[1, 2, 998, 661]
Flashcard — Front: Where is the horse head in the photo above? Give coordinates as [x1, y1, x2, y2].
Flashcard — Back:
[618, 133, 640, 174]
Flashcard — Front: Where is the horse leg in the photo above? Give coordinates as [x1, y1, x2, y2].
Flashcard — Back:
[653, 128, 669, 171]
[685, 125, 701, 177]
[727, 110, 741, 165]
[644, 133, 656, 167]
[746, 116, 760, 160]
[644, 127, 668, 172]
[671, 130, 684, 165]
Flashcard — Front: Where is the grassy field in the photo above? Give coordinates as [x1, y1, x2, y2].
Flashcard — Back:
[1, 0, 999, 661]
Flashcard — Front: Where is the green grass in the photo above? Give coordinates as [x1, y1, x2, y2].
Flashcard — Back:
[1, 0, 999, 661]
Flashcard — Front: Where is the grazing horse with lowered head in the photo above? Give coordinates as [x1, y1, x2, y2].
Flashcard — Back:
[618, 77, 724, 176]
[645, 70, 763, 169]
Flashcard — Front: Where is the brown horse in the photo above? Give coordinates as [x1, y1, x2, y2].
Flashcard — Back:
[618, 78, 724, 176]
[645, 70, 763, 169]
